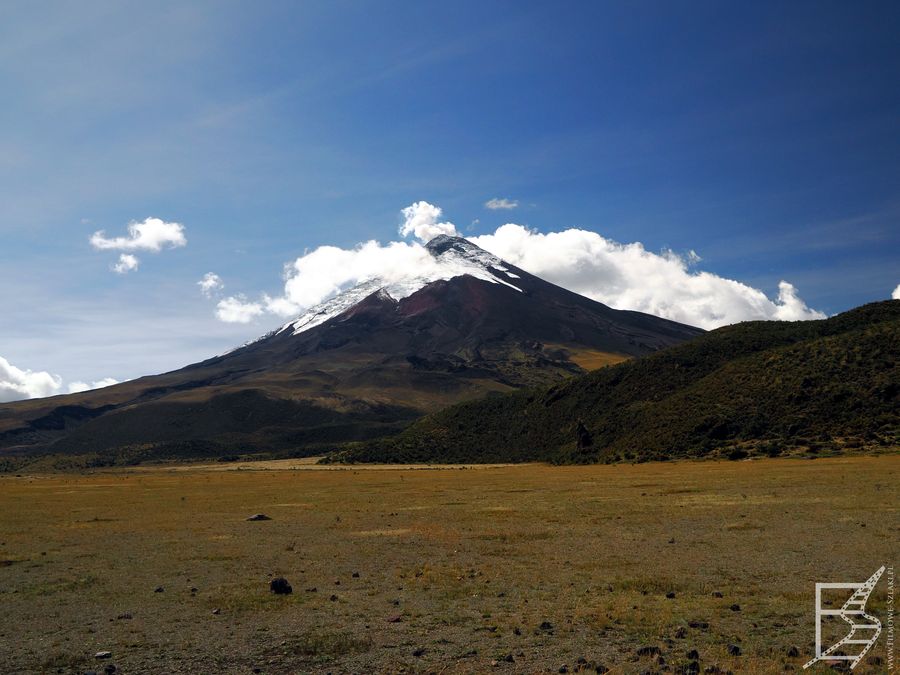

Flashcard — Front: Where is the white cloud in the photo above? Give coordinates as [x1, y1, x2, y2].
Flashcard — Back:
[216, 295, 265, 323]
[892, 284, 900, 300]
[398, 201, 458, 242]
[220, 200, 464, 321]
[0, 356, 122, 402]
[207, 201, 825, 331]
[0, 356, 62, 402]
[770, 281, 822, 321]
[67, 377, 119, 394]
[469, 224, 825, 328]
[262, 293, 302, 318]
[90, 217, 187, 252]
[485, 197, 519, 210]
[198, 272, 224, 297]
[271, 240, 437, 316]
[112, 253, 139, 274]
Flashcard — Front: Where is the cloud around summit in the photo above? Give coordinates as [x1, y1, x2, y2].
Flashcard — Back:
[397, 201, 458, 241]
[471, 224, 825, 328]
[212, 201, 826, 330]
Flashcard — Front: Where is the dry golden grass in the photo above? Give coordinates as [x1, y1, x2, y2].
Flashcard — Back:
[543, 345, 631, 372]
[0, 456, 897, 673]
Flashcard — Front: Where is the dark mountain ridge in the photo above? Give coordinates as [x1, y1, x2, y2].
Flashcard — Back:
[333, 300, 900, 465]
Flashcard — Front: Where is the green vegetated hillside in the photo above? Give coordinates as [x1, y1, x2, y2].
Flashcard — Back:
[333, 301, 900, 464]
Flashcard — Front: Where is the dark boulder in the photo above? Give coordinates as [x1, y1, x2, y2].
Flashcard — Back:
[269, 577, 292, 594]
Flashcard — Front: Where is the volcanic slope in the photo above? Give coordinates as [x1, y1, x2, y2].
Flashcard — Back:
[0, 235, 702, 464]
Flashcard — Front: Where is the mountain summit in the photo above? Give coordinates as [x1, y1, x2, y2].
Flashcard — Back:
[0, 236, 702, 465]
[262, 235, 523, 339]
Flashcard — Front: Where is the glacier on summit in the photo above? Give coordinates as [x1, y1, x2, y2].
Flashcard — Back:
[277, 235, 523, 337]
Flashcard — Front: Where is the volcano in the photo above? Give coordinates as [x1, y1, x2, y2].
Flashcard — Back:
[0, 235, 703, 464]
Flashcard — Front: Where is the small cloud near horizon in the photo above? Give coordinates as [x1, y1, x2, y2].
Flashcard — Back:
[0, 355, 118, 402]
[485, 197, 519, 210]
[215, 295, 265, 324]
[68, 378, 119, 394]
[91, 217, 187, 273]
[90, 217, 187, 252]
[198, 272, 224, 297]
[112, 253, 139, 274]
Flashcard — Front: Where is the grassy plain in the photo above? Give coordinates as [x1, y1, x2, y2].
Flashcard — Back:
[0, 456, 897, 674]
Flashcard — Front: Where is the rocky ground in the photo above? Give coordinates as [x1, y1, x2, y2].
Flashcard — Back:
[0, 456, 896, 674]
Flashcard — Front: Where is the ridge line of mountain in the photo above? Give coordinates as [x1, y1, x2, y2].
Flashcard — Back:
[329, 300, 900, 465]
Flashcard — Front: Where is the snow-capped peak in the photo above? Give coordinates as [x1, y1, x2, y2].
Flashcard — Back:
[278, 236, 522, 337]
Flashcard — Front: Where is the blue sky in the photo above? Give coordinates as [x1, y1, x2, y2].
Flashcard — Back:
[1, 1, 899, 393]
